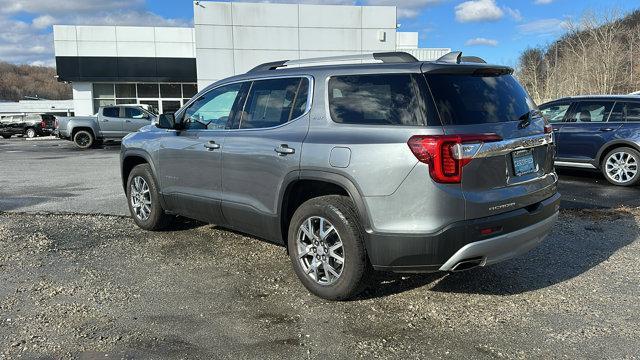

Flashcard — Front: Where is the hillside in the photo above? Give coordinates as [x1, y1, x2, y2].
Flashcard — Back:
[517, 9, 640, 103]
[0, 62, 71, 102]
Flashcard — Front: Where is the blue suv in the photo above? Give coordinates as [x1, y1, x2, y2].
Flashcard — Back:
[540, 95, 640, 186]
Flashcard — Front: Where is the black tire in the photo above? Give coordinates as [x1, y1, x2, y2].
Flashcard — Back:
[73, 130, 94, 149]
[601, 147, 640, 186]
[25, 128, 36, 138]
[287, 195, 371, 301]
[1, 134, 10, 139]
[126, 164, 171, 231]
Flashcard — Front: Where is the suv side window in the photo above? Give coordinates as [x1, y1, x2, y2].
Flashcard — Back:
[569, 101, 613, 123]
[182, 83, 242, 130]
[627, 103, 640, 122]
[328, 74, 431, 126]
[237, 77, 309, 129]
[540, 102, 570, 123]
[103, 107, 120, 118]
[125, 107, 148, 119]
[610, 102, 640, 122]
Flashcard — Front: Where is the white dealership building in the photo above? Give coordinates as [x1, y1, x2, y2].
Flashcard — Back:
[53, 1, 450, 116]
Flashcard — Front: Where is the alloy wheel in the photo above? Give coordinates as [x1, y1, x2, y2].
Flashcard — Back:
[130, 176, 152, 221]
[297, 216, 345, 285]
[76, 133, 90, 147]
[605, 151, 638, 184]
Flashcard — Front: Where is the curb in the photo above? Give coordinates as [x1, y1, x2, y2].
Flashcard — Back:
[25, 136, 58, 141]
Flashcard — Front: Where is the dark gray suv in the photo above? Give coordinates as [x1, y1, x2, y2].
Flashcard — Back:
[121, 52, 560, 300]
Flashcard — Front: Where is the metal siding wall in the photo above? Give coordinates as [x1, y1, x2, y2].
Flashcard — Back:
[194, 2, 399, 89]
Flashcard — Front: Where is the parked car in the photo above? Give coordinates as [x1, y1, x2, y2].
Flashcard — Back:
[539, 95, 640, 186]
[121, 51, 560, 300]
[55, 105, 157, 149]
[0, 113, 55, 139]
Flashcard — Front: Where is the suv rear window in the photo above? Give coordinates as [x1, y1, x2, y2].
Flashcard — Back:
[328, 74, 433, 126]
[425, 74, 535, 125]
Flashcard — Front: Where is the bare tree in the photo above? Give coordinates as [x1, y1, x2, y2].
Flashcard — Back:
[0, 62, 71, 101]
[515, 9, 640, 103]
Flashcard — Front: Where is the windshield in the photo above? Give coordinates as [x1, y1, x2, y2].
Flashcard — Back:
[425, 74, 538, 125]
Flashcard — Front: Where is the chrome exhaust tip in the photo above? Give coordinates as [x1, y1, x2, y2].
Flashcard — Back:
[450, 257, 485, 272]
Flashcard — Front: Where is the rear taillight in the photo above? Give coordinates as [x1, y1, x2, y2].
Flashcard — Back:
[544, 124, 553, 134]
[40, 120, 46, 128]
[408, 134, 502, 183]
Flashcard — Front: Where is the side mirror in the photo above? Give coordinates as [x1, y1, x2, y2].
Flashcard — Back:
[157, 113, 176, 129]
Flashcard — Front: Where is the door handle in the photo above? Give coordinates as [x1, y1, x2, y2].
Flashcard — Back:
[101, 119, 108, 122]
[204, 141, 220, 150]
[275, 144, 295, 156]
[125, 120, 132, 123]
[599, 127, 615, 132]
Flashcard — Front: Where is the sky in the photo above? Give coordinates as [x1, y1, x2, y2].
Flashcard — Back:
[0, 0, 638, 67]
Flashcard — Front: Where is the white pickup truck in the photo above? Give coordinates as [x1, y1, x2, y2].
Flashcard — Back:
[55, 105, 157, 149]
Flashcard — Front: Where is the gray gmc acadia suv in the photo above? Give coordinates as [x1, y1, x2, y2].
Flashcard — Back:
[120, 52, 560, 300]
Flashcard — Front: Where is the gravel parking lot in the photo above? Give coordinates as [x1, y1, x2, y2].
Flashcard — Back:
[1, 137, 639, 359]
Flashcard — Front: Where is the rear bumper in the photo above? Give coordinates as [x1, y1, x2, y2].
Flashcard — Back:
[56, 129, 70, 139]
[366, 193, 560, 272]
[438, 212, 557, 271]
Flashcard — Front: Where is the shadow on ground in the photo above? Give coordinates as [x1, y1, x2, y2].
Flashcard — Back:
[352, 208, 638, 299]
[557, 168, 640, 209]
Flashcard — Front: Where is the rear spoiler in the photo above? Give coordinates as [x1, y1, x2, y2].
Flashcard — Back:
[424, 53, 513, 75]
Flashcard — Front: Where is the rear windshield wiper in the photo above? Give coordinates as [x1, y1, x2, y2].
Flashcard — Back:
[518, 110, 534, 129]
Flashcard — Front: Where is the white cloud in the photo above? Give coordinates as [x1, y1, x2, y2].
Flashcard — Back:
[504, 7, 522, 21]
[455, 0, 504, 23]
[30, 59, 56, 67]
[32, 15, 56, 29]
[517, 18, 569, 36]
[365, 0, 443, 19]
[534, 0, 554, 4]
[0, 17, 54, 64]
[0, 0, 145, 15]
[465, 37, 499, 46]
[0, 1, 190, 66]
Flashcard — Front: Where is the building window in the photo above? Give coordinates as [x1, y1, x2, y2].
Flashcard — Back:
[137, 84, 159, 98]
[92, 82, 198, 114]
[115, 84, 136, 98]
[160, 84, 182, 98]
[183, 84, 198, 98]
[93, 84, 114, 99]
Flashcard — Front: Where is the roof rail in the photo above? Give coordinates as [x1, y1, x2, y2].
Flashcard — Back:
[247, 51, 418, 73]
[436, 51, 487, 64]
[248, 60, 289, 72]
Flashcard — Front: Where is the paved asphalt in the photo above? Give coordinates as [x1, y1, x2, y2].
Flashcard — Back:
[1, 136, 639, 216]
[0, 137, 127, 215]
